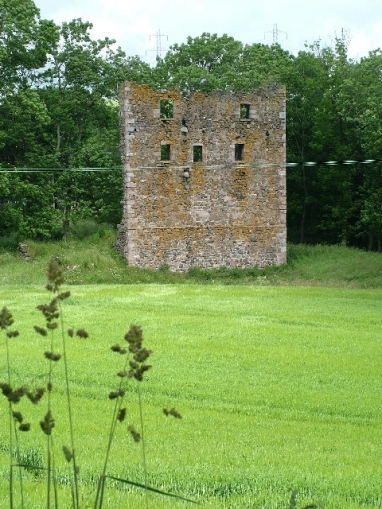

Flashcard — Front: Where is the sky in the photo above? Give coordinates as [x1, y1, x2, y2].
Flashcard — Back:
[35, 0, 382, 65]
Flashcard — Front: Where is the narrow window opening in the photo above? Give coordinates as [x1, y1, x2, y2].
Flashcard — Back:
[161, 144, 171, 160]
[240, 104, 250, 119]
[160, 99, 173, 119]
[235, 144, 244, 161]
[193, 145, 203, 162]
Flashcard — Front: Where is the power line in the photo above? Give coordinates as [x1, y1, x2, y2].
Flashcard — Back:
[0, 167, 123, 173]
[286, 159, 382, 167]
[1, 158, 381, 173]
[143, 158, 382, 169]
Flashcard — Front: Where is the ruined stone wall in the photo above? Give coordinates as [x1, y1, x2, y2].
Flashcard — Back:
[118, 81, 286, 271]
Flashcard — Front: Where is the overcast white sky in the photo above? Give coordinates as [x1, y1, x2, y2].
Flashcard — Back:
[35, 0, 382, 65]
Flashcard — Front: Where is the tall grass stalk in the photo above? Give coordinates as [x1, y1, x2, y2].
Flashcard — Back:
[32, 259, 187, 508]
[59, 290, 80, 508]
[0, 307, 24, 509]
[1, 261, 196, 508]
[6, 315, 16, 508]
[137, 384, 149, 509]
[5, 316, 15, 509]
[94, 352, 128, 509]
[34, 259, 86, 508]
[14, 422, 25, 509]
[47, 329, 56, 509]
[94, 325, 153, 509]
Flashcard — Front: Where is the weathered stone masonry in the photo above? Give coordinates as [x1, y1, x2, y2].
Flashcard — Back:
[118, 81, 286, 271]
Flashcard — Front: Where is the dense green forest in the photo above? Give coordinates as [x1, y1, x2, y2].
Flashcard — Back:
[1, 0, 381, 250]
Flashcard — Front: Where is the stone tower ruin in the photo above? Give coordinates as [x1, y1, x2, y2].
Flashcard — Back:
[117, 81, 286, 271]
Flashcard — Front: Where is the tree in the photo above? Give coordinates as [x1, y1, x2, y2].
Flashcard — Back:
[0, 12, 127, 239]
[235, 43, 293, 90]
[0, 0, 59, 240]
[357, 164, 382, 251]
[120, 55, 153, 86]
[36, 18, 126, 165]
[0, 0, 55, 96]
[285, 37, 366, 245]
[285, 42, 328, 243]
[0, 89, 51, 166]
[56, 101, 123, 228]
[153, 33, 293, 93]
[153, 33, 244, 92]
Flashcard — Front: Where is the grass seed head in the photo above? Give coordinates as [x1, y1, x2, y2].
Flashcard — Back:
[8, 386, 28, 404]
[129, 360, 139, 370]
[133, 364, 152, 381]
[0, 306, 14, 329]
[40, 410, 55, 435]
[44, 351, 61, 362]
[12, 411, 23, 423]
[0, 383, 12, 397]
[163, 407, 182, 419]
[76, 328, 89, 339]
[124, 325, 143, 350]
[34, 325, 48, 336]
[47, 258, 64, 292]
[108, 389, 125, 400]
[134, 348, 152, 363]
[6, 330, 19, 338]
[19, 422, 31, 432]
[62, 446, 73, 462]
[117, 408, 127, 422]
[58, 291, 71, 300]
[0, 307, 18, 339]
[27, 387, 45, 404]
[37, 303, 59, 323]
[127, 425, 141, 442]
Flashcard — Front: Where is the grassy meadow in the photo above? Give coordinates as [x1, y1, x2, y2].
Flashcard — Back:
[0, 226, 382, 288]
[0, 231, 382, 508]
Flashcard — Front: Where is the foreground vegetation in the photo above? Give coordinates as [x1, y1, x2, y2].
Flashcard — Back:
[0, 272, 381, 507]
[0, 227, 381, 288]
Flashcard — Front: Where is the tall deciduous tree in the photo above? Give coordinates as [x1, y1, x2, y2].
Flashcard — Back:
[343, 49, 382, 249]
[33, 18, 128, 233]
[0, 0, 55, 95]
[37, 18, 126, 165]
[0, 9, 127, 239]
[153, 33, 244, 92]
[285, 37, 370, 246]
[153, 33, 293, 93]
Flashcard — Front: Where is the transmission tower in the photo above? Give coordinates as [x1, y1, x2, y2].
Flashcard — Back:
[149, 29, 168, 58]
[264, 24, 288, 44]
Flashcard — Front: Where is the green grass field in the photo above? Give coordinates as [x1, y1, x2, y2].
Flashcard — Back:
[1, 275, 381, 507]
